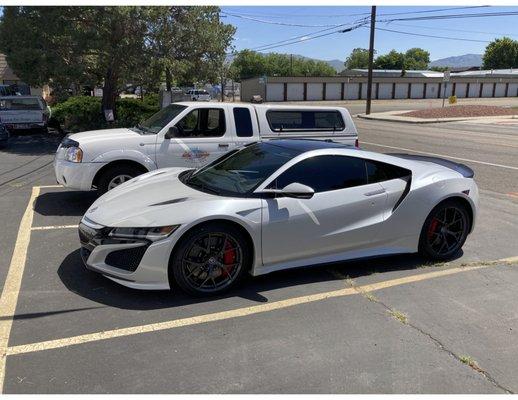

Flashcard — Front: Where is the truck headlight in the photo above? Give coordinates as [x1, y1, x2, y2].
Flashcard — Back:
[109, 225, 180, 242]
[64, 146, 83, 163]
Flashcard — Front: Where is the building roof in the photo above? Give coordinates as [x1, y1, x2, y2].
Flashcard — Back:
[0, 53, 20, 81]
[345, 69, 444, 78]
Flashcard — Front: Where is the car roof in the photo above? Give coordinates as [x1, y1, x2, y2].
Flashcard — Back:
[266, 139, 355, 152]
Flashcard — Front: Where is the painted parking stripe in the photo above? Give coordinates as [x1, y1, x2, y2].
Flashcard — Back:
[361, 141, 518, 171]
[6, 261, 510, 357]
[0, 186, 40, 393]
[31, 225, 78, 231]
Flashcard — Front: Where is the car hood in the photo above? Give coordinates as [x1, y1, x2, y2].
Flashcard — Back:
[84, 168, 222, 227]
[68, 127, 141, 145]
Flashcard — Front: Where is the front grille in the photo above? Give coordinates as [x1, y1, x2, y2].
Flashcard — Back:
[105, 246, 147, 272]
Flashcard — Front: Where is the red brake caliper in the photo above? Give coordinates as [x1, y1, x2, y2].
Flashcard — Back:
[222, 239, 236, 277]
[427, 218, 440, 239]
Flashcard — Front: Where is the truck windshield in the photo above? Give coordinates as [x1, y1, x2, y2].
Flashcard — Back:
[183, 142, 301, 196]
[136, 104, 187, 134]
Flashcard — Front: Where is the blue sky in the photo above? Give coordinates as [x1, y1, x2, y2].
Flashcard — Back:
[222, 6, 518, 61]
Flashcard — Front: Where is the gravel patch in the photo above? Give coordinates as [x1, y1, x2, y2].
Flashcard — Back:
[400, 105, 518, 119]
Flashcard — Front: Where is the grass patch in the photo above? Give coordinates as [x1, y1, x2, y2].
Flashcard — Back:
[364, 292, 378, 302]
[459, 355, 483, 372]
[389, 310, 408, 324]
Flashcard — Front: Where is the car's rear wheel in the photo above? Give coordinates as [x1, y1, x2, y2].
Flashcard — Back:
[170, 222, 251, 296]
[97, 165, 142, 195]
[419, 199, 471, 261]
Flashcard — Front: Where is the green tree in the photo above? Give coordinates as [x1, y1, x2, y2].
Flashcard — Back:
[374, 50, 405, 70]
[482, 37, 518, 69]
[231, 50, 335, 80]
[344, 48, 371, 70]
[404, 47, 430, 70]
[0, 6, 235, 115]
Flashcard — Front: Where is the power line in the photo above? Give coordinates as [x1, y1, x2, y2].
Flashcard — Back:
[375, 5, 489, 17]
[250, 23, 367, 52]
[373, 26, 491, 43]
[378, 10, 518, 23]
[221, 11, 342, 27]
[387, 22, 518, 38]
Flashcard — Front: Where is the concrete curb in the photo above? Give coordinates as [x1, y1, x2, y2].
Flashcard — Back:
[357, 111, 518, 124]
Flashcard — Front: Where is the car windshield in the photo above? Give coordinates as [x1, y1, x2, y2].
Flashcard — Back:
[183, 142, 301, 196]
[135, 104, 187, 134]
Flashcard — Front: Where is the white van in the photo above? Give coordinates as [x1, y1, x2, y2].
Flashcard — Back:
[54, 102, 359, 193]
[0, 96, 50, 132]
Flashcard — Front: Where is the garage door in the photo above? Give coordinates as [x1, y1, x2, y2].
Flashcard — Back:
[326, 83, 341, 100]
[495, 83, 506, 97]
[345, 83, 360, 100]
[378, 83, 392, 99]
[455, 83, 467, 98]
[468, 83, 480, 98]
[286, 83, 304, 101]
[425, 83, 439, 99]
[410, 83, 424, 99]
[394, 83, 408, 99]
[266, 83, 284, 102]
[307, 83, 323, 100]
[508, 83, 518, 97]
[481, 83, 493, 97]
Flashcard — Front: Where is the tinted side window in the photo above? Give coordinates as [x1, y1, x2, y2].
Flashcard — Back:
[174, 108, 225, 138]
[273, 155, 367, 193]
[233, 107, 253, 137]
[266, 110, 345, 132]
[366, 160, 410, 183]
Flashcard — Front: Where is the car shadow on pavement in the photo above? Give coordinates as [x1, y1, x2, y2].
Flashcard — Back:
[1, 131, 63, 156]
[58, 248, 458, 311]
[34, 190, 98, 217]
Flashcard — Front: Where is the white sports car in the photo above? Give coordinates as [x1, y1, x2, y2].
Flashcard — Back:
[79, 139, 479, 296]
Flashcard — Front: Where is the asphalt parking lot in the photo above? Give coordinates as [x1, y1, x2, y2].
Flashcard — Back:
[0, 100, 517, 393]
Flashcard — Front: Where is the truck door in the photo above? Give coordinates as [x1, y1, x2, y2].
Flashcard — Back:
[155, 105, 237, 169]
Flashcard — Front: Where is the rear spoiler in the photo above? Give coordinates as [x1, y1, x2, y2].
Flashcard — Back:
[388, 153, 474, 178]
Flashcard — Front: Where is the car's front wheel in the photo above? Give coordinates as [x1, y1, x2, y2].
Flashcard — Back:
[419, 199, 471, 261]
[170, 222, 252, 296]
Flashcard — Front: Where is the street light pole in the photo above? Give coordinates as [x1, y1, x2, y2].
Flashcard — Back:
[366, 6, 376, 115]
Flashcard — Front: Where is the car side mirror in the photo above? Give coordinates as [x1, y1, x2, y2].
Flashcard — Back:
[165, 126, 179, 139]
[259, 182, 315, 199]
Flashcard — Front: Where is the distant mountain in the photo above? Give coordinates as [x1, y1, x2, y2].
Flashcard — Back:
[325, 59, 345, 72]
[429, 54, 483, 68]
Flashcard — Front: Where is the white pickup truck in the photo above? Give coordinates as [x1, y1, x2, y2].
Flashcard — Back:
[54, 102, 359, 194]
[0, 96, 50, 132]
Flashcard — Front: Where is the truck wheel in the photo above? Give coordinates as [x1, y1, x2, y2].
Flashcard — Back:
[97, 165, 142, 195]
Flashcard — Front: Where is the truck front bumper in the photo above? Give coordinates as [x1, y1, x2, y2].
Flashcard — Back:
[54, 158, 105, 191]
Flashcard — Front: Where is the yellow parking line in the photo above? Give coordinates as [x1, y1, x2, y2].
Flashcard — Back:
[0, 187, 40, 393]
[34, 185, 62, 189]
[5, 261, 506, 357]
[31, 225, 78, 231]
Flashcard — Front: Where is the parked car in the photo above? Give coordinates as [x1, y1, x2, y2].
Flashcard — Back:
[0, 122, 9, 148]
[54, 102, 359, 194]
[186, 89, 211, 101]
[78, 139, 478, 295]
[0, 96, 50, 132]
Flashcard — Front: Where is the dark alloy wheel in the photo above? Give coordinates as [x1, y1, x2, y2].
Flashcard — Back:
[170, 223, 251, 296]
[419, 200, 471, 261]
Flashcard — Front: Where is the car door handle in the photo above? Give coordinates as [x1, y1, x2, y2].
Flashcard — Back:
[218, 143, 229, 148]
[364, 188, 386, 196]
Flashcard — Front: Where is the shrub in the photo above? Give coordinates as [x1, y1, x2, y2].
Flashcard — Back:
[52, 96, 105, 133]
[448, 95, 457, 104]
[52, 95, 160, 133]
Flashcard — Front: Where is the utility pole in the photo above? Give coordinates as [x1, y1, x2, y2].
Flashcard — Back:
[290, 54, 293, 76]
[366, 6, 376, 115]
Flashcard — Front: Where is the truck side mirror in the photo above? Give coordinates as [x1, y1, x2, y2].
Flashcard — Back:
[165, 126, 179, 139]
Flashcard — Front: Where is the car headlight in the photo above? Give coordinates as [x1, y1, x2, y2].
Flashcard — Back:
[109, 225, 180, 242]
[64, 146, 83, 163]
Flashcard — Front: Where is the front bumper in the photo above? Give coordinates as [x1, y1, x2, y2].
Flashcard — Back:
[54, 158, 104, 191]
[78, 218, 172, 290]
